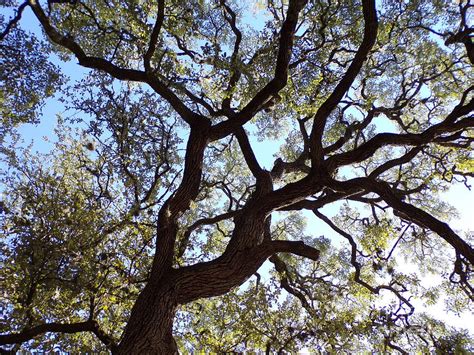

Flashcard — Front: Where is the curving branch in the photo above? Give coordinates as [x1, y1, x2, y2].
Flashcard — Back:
[369, 147, 423, 178]
[210, 0, 309, 140]
[269, 254, 314, 311]
[279, 186, 368, 212]
[219, 0, 243, 111]
[27, 0, 203, 126]
[235, 128, 269, 184]
[28, 0, 145, 81]
[143, 0, 165, 72]
[269, 154, 311, 181]
[0, 320, 116, 350]
[323, 109, 377, 155]
[313, 209, 414, 318]
[0, 1, 28, 41]
[177, 210, 240, 258]
[174, 238, 319, 304]
[149, 126, 211, 279]
[326, 97, 474, 172]
[370, 179, 474, 265]
[444, 0, 473, 64]
[270, 239, 320, 261]
[328, 177, 474, 265]
[309, 0, 378, 168]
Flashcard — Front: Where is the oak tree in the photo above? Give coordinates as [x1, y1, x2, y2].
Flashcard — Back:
[1, 0, 473, 353]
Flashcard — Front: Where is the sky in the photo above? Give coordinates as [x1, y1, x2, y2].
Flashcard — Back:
[2, 0, 473, 341]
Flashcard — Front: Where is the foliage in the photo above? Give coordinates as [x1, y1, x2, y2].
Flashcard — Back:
[0, 0, 473, 353]
[0, 16, 63, 144]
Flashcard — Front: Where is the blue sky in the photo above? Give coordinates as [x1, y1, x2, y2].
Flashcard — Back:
[2, 0, 473, 336]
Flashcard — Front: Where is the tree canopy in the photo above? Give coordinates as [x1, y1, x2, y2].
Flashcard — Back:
[0, 0, 473, 353]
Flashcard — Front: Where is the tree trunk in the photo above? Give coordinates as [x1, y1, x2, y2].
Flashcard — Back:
[115, 212, 271, 353]
[115, 279, 178, 354]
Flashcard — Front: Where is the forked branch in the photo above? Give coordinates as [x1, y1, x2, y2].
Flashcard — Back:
[309, 0, 378, 167]
[27, 0, 202, 126]
[210, 0, 309, 140]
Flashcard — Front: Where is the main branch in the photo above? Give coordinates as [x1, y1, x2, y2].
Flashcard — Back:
[309, 0, 378, 168]
[28, 0, 203, 126]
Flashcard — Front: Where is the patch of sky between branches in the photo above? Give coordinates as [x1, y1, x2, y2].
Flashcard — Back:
[2, 6, 91, 154]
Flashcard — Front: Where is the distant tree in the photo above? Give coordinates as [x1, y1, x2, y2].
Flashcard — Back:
[0, 0, 473, 353]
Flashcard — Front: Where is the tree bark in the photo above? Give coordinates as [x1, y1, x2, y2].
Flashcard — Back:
[115, 279, 178, 354]
[115, 216, 268, 353]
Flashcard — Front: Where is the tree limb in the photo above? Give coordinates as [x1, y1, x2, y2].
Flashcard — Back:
[177, 210, 240, 258]
[27, 0, 203, 126]
[309, 0, 378, 168]
[270, 239, 320, 260]
[235, 128, 268, 183]
[326, 97, 474, 172]
[328, 177, 474, 265]
[370, 179, 474, 265]
[0, 320, 116, 350]
[0, 1, 28, 41]
[220, 0, 243, 111]
[210, 0, 309, 140]
[143, 0, 165, 72]
[269, 254, 313, 311]
[313, 209, 414, 318]
[174, 236, 319, 304]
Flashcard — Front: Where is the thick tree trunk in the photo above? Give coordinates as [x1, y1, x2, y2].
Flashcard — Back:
[112, 207, 320, 353]
[115, 279, 178, 354]
[115, 219, 269, 353]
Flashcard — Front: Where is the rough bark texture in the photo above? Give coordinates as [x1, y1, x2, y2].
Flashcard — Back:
[2, 0, 472, 352]
[116, 280, 178, 354]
